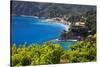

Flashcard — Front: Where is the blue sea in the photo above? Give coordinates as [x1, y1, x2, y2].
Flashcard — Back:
[11, 16, 74, 49]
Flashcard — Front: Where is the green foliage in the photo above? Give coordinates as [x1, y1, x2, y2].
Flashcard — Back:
[12, 54, 21, 66]
[85, 10, 96, 34]
[61, 34, 96, 63]
[11, 42, 63, 66]
[21, 55, 31, 66]
[11, 34, 96, 66]
[11, 44, 17, 56]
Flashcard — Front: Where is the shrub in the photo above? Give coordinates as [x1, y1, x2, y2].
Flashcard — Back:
[62, 34, 96, 63]
[12, 54, 21, 66]
[11, 42, 63, 66]
[21, 55, 31, 66]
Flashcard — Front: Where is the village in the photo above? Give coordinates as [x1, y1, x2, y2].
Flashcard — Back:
[43, 15, 88, 41]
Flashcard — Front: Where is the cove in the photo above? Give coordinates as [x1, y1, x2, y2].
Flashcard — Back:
[11, 16, 74, 49]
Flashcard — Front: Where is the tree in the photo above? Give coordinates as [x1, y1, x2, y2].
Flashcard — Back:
[61, 34, 96, 63]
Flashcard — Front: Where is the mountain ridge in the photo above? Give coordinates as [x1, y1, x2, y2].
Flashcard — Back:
[11, 1, 96, 18]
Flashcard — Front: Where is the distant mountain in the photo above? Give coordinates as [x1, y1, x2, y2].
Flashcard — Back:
[11, 1, 96, 18]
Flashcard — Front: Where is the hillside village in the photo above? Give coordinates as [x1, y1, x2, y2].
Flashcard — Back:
[47, 11, 96, 41]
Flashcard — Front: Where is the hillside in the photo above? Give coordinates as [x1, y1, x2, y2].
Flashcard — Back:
[11, 1, 96, 18]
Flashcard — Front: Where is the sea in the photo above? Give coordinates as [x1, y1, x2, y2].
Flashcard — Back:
[11, 16, 75, 49]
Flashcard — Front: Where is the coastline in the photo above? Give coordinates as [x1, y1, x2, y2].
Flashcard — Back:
[12, 15, 70, 31]
[12, 15, 69, 25]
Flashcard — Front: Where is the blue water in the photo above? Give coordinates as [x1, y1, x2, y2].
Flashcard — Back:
[58, 41, 75, 50]
[11, 16, 74, 49]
